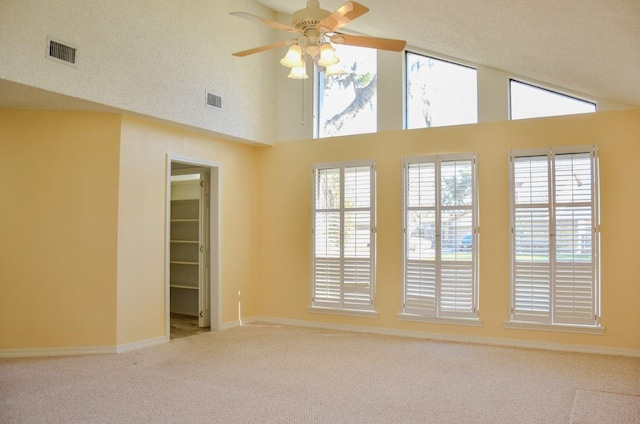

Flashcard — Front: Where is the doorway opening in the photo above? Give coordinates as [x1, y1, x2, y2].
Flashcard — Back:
[166, 158, 220, 339]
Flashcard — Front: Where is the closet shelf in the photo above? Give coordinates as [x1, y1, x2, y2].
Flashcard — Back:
[170, 284, 198, 290]
[170, 174, 204, 320]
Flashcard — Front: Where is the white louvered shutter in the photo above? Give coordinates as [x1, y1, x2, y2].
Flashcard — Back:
[510, 147, 599, 326]
[404, 161, 437, 316]
[553, 152, 597, 325]
[343, 165, 374, 307]
[313, 168, 341, 306]
[512, 155, 552, 322]
[313, 162, 375, 310]
[403, 154, 478, 319]
[439, 159, 476, 317]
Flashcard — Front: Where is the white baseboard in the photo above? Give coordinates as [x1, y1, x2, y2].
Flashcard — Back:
[220, 316, 257, 330]
[1, 319, 260, 358]
[116, 336, 167, 354]
[5, 317, 636, 358]
[252, 316, 640, 358]
[0, 336, 168, 358]
[0, 345, 116, 358]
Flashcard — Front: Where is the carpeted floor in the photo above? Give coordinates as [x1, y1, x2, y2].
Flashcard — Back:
[1, 323, 639, 423]
[570, 389, 640, 424]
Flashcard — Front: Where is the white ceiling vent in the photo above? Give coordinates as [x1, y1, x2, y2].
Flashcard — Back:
[206, 91, 222, 110]
[47, 38, 77, 65]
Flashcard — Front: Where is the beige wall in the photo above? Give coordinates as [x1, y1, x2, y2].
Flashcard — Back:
[2, 108, 639, 354]
[0, 110, 260, 351]
[0, 110, 121, 349]
[116, 116, 259, 345]
[257, 109, 640, 352]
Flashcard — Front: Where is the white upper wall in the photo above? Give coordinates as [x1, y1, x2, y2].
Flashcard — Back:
[0, 0, 279, 144]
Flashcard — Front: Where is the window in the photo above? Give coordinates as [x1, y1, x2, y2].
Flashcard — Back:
[317, 45, 377, 138]
[311, 160, 376, 314]
[400, 154, 479, 322]
[510, 80, 596, 120]
[509, 146, 601, 329]
[406, 53, 477, 129]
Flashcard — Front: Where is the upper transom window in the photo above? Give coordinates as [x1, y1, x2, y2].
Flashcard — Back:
[317, 45, 377, 138]
[406, 53, 477, 129]
[510, 80, 596, 120]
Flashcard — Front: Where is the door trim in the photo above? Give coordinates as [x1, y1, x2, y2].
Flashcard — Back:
[166, 155, 222, 339]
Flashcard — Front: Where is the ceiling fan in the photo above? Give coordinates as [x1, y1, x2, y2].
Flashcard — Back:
[231, 0, 407, 79]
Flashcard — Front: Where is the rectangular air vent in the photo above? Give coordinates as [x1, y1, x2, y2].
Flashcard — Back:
[48, 38, 77, 65]
[206, 91, 222, 110]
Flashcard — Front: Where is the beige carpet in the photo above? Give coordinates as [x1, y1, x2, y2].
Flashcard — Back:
[570, 389, 640, 424]
[1, 323, 639, 423]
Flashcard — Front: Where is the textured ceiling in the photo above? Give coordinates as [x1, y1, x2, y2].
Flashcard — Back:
[258, 0, 640, 107]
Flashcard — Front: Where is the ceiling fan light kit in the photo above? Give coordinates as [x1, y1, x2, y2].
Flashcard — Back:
[287, 62, 309, 80]
[280, 44, 305, 68]
[318, 42, 340, 67]
[231, 1, 406, 80]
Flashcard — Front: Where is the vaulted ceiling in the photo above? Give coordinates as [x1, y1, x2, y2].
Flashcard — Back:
[258, 0, 640, 107]
[1, 0, 637, 136]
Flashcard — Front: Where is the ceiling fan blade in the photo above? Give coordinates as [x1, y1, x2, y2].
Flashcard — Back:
[232, 39, 296, 57]
[230, 12, 300, 33]
[317, 2, 369, 33]
[330, 34, 406, 52]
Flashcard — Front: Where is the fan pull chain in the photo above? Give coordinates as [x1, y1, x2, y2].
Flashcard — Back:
[301, 78, 305, 126]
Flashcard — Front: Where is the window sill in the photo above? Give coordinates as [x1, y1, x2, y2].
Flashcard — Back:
[307, 306, 379, 319]
[398, 313, 482, 327]
[504, 320, 605, 335]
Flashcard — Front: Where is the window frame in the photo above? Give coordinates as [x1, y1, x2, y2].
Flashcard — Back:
[509, 79, 597, 120]
[404, 51, 478, 130]
[507, 145, 602, 333]
[399, 153, 480, 325]
[309, 159, 377, 317]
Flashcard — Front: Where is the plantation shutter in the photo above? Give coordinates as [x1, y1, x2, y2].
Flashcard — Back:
[404, 161, 437, 316]
[512, 155, 552, 322]
[439, 159, 476, 317]
[403, 154, 478, 319]
[313, 167, 341, 306]
[553, 152, 597, 325]
[343, 165, 374, 308]
[312, 161, 375, 311]
[510, 147, 599, 326]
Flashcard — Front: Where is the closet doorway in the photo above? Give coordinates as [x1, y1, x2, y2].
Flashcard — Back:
[167, 158, 220, 339]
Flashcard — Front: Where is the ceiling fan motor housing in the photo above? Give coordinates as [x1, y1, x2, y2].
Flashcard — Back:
[293, 0, 331, 32]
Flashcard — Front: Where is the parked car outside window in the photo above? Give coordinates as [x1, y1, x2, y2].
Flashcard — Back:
[459, 234, 472, 250]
